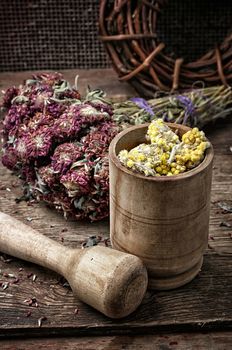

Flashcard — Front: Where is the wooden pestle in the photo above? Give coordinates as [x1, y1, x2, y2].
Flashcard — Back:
[0, 212, 148, 318]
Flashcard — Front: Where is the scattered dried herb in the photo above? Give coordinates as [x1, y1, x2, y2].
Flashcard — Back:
[220, 221, 231, 228]
[82, 235, 102, 248]
[24, 297, 38, 307]
[2, 282, 9, 290]
[38, 316, 47, 327]
[57, 276, 71, 289]
[0, 254, 13, 263]
[3, 272, 16, 278]
[217, 201, 232, 213]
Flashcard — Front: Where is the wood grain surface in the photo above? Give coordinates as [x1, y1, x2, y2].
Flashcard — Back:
[0, 71, 232, 341]
[1, 332, 232, 350]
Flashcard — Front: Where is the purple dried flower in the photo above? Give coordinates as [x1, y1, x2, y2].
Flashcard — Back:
[20, 165, 36, 183]
[52, 111, 81, 140]
[14, 136, 29, 159]
[61, 168, 91, 197]
[27, 130, 53, 158]
[1, 147, 18, 170]
[176, 95, 195, 124]
[131, 97, 155, 116]
[22, 113, 54, 133]
[51, 143, 83, 174]
[45, 101, 66, 118]
[15, 128, 53, 159]
[81, 122, 118, 159]
[1, 73, 117, 221]
[57, 89, 81, 101]
[1, 87, 19, 109]
[3, 104, 30, 135]
[93, 156, 109, 192]
[37, 165, 57, 188]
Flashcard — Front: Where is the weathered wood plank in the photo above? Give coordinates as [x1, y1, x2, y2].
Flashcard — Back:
[0, 72, 231, 338]
[1, 332, 232, 350]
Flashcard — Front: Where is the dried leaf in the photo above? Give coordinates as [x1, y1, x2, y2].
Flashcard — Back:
[2, 282, 9, 290]
[3, 272, 16, 278]
[220, 221, 231, 228]
[74, 196, 85, 210]
[217, 200, 232, 213]
[82, 236, 100, 248]
[0, 255, 13, 263]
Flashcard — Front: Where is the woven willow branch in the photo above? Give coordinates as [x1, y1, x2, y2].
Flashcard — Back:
[99, 0, 232, 97]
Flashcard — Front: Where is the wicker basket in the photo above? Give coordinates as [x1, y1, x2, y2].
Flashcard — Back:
[99, 0, 232, 97]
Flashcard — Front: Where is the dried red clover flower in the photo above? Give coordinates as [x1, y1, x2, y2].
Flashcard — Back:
[51, 143, 83, 175]
[1, 73, 119, 221]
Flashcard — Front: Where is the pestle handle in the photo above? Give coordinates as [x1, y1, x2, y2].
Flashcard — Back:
[0, 212, 148, 318]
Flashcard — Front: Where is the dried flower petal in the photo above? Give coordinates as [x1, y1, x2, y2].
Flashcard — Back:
[51, 143, 83, 174]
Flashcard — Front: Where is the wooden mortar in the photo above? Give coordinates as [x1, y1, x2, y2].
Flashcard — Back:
[109, 123, 214, 290]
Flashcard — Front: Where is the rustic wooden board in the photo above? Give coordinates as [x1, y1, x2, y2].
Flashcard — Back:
[1, 331, 232, 350]
[0, 71, 232, 339]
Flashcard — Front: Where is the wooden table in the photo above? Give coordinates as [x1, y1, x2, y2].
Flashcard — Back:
[0, 70, 232, 349]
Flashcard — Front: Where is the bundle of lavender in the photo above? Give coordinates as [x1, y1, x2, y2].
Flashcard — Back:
[1, 73, 119, 221]
[113, 86, 232, 129]
[1, 73, 231, 221]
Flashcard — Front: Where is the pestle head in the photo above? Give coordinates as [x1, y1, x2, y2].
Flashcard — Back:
[66, 246, 148, 318]
[0, 211, 147, 318]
